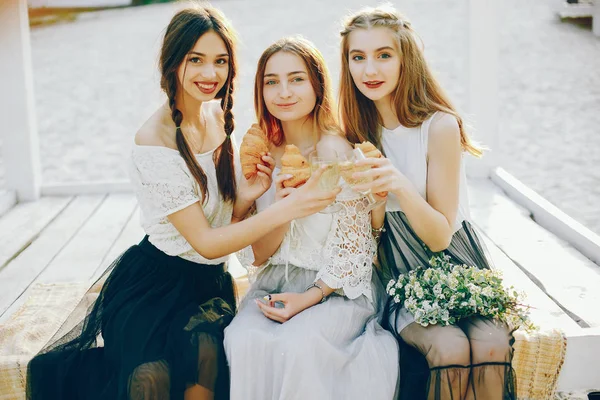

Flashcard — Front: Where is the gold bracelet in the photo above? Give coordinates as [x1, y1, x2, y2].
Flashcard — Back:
[372, 225, 386, 234]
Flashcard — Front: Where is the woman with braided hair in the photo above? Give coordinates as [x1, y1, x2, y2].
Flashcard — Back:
[338, 4, 516, 400]
[26, 5, 339, 400]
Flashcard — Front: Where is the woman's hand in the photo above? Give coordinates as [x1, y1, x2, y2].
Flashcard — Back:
[255, 290, 322, 323]
[274, 173, 294, 202]
[352, 157, 410, 197]
[281, 166, 341, 219]
[372, 191, 388, 207]
[238, 153, 275, 202]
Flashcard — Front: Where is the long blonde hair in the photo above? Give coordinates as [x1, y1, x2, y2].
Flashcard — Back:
[254, 36, 339, 146]
[339, 5, 482, 157]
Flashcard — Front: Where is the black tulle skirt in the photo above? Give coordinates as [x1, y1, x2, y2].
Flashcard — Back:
[377, 211, 517, 400]
[27, 236, 236, 400]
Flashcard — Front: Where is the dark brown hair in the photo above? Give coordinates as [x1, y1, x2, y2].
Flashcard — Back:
[160, 4, 238, 203]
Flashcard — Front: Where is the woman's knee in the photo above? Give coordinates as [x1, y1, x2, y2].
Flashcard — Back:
[427, 333, 471, 367]
[401, 323, 471, 367]
[128, 360, 170, 400]
[465, 319, 513, 364]
[470, 334, 512, 364]
[196, 332, 221, 375]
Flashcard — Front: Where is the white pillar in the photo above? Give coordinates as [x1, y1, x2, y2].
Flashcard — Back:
[0, 0, 41, 201]
[466, 0, 499, 179]
[593, 0, 600, 37]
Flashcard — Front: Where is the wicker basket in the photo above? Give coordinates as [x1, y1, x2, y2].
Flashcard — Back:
[513, 328, 568, 400]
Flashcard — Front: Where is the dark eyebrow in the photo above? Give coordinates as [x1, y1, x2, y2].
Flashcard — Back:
[188, 51, 229, 57]
[349, 46, 395, 53]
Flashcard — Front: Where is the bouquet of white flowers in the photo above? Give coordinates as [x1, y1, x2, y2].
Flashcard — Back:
[386, 254, 534, 331]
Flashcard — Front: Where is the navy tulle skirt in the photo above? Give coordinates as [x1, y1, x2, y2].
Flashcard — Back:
[27, 236, 236, 400]
[377, 211, 517, 400]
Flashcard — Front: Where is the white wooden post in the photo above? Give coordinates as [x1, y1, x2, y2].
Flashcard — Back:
[0, 0, 41, 201]
[466, 0, 499, 179]
[594, 0, 600, 37]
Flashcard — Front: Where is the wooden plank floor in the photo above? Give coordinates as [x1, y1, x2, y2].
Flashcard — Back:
[0, 194, 245, 324]
[0, 194, 140, 324]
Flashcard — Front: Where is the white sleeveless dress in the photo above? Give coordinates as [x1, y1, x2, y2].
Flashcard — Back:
[382, 112, 471, 232]
[380, 112, 476, 332]
[377, 113, 516, 400]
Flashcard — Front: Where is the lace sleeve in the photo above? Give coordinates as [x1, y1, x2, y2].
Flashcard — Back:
[317, 189, 377, 300]
[131, 148, 201, 220]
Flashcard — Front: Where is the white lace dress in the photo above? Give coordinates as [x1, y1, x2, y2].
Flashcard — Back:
[224, 170, 399, 400]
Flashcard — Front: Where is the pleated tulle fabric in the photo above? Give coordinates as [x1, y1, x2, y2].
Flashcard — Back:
[27, 236, 236, 400]
[377, 211, 517, 400]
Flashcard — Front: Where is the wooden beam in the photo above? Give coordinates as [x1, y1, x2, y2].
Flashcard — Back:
[466, 0, 499, 178]
[0, 0, 41, 201]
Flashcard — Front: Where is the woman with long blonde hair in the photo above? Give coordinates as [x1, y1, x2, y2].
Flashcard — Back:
[224, 36, 398, 399]
[339, 5, 515, 400]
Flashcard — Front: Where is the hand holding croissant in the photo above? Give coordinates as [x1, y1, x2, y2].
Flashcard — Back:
[279, 145, 311, 188]
[240, 123, 269, 180]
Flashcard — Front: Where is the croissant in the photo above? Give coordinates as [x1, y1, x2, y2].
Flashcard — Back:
[240, 124, 269, 180]
[280, 145, 311, 188]
[355, 141, 382, 159]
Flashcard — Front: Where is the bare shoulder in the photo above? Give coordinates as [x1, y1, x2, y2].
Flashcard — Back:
[316, 131, 352, 155]
[206, 100, 224, 121]
[429, 112, 460, 145]
[134, 106, 175, 148]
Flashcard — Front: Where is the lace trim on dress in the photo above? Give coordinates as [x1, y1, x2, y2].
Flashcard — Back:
[317, 190, 376, 300]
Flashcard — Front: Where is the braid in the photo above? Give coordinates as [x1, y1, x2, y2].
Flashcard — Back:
[166, 77, 210, 203]
[159, 5, 241, 205]
[214, 77, 237, 203]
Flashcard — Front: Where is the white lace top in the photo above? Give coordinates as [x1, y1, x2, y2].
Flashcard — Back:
[130, 144, 240, 264]
[237, 168, 377, 300]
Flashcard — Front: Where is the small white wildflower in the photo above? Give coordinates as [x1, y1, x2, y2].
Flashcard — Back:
[386, 279, 396, 295]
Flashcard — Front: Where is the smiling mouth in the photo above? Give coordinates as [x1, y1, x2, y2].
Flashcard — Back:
[195, 82, 218, 94]
[364, 81, 384, 89]
[276, 102, 297, 108]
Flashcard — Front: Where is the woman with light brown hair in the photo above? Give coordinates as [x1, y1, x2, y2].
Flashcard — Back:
[224, 36, 398, 399]
[338, 4, 516, 400]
